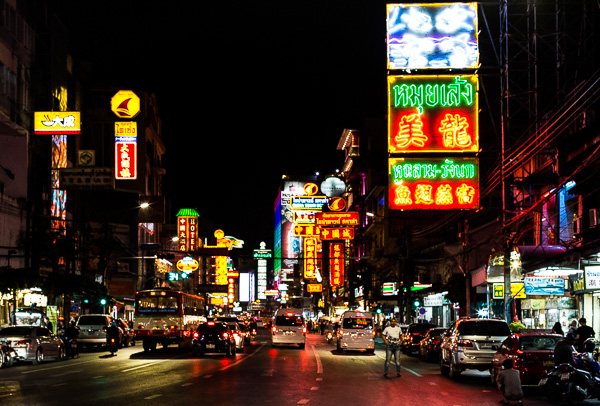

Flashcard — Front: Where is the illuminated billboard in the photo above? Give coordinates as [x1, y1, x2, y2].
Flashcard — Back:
[388, 74, 478, 153]
[115, 122, 138, 180]
[34, 111, 81, 134]
[303, 237, 317, 279]
[176, 208, 199, 252]
[386, 3, 478, 70]
[330, 242, 344, 287]
[389, 157, 479, 210]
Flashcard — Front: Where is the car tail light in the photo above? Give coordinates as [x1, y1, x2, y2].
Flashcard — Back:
[139, 325, 145, 329]
[233, 332, 239, 336]
[110, 338, 116, 344]
[170, 325, 176, 330]
[208, 321, 215, 326]
[457, 339, 473, 347]
[372, 330, 376, 337]
[338, 329, 344, 336]
[223, 332, 229, 339]
[192, 332, 199, 339]
[302, 327, 307, 334]
[16, 339, 31, 347]
[272, 326, 277, 334]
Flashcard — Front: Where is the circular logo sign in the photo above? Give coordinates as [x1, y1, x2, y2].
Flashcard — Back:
[303, 183, 319, 196]
[328, 197, 346, 211]
[177, 256, 199, 272]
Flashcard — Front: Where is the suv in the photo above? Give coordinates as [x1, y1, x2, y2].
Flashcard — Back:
[76, 314, 115, 349]
[401, 323, 436, 354]
[440, 318, 510, 379]
[192, 321, 235, 357]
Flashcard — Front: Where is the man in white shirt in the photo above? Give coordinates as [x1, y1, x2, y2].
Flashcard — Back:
[382, 318, 402, 377]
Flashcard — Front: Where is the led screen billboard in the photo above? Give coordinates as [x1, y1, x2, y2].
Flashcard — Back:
[387, 3, 478, 70]
[389, 157, 479, 210]
[388, 74, 478, 153]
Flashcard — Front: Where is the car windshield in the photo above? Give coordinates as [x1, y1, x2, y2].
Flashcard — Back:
[459, 320, 510, 336]
[78, 316, 107, 325]
[519, 336, 561, 351]
[0, 326, 33, 336]
[137, 296, 178, 314]
[342, 317, 373, 329]
[410, 324, 436, 333]
[197, 323, 226, 333]
[275, 315, 303, 326]
[429, 328, 447, 337]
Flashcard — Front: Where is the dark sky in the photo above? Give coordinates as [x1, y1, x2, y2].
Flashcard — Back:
[62, 1, 390, 252]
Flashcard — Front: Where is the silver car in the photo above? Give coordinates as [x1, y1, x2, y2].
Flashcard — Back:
[76, 314, 114, 348]
[440, 318, 510, 379]
[215, 317, 244, 352]
[0, 326, 64, 364]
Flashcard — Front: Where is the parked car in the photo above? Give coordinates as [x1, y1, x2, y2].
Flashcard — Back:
[116, 319, 135, 347]
[214, 317, 244, 352]
[0, 326, 64, 364]
[76, 314, 116, 349]
[401, 323, 437, 354]
[491, 332, 562, 385]
[192, 321, 235, 356]
[440, 318, 511, 379]
[419, 327, 447, 361]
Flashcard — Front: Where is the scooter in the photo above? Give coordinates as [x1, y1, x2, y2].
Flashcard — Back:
[0, 340, 17, 368]
[107, 336, 119, 356]
[539, 352, 600, 404]
[326, 330, 334, 343]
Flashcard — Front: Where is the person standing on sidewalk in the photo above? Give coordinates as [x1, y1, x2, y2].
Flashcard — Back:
[382, 318, 402, 377]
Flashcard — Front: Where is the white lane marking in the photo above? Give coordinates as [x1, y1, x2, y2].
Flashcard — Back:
[316, 377, 323, 381]
[51, 369, 82, 377]
[221, 344, 265, 371]
[144, 394, 162, 400]
[405, 367, 421, 377]
[121, 362, 161, 372]
[52, 383, 67, 387]
[310, 387, 319, 391]
[21, 360, 95, 374]
[311, 345, 323, 374]
[298, 400, 309, 405]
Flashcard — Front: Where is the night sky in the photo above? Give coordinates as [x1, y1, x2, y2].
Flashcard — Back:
[61, 1, 391, 252]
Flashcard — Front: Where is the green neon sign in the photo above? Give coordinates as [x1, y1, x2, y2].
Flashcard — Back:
[392, 76, 474, 109]
[392, 159, 476, 181]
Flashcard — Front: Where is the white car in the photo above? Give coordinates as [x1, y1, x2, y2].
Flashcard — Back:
[214, 317, 244, 351]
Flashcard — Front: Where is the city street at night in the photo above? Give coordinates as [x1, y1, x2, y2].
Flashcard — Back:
[0, 330, 555, 406]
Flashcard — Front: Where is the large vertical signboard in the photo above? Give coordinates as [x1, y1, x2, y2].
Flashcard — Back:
[176, 208, 199, 252]
[303, 237, 317, 279]
[330, 242, 344, 287]
[386, 3, 478, 70]
[389, 157, 479, 210]
[115, 122, 137, 180]
[388, 74, 479, 153]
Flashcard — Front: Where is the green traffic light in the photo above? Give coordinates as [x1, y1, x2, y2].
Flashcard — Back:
[100, 299, 106, 305]
[83, 299, 89, 304]
[414, 300, 420, 307]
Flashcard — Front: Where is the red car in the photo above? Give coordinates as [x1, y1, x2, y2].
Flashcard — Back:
[491, 332, 563, 385]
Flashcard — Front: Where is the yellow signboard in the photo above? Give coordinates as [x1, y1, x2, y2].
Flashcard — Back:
[492, 283, 526, 299]
[34, 111, 81, 134]
[111, 90, 140, 118]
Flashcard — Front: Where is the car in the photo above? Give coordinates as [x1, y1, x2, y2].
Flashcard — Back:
[336, 311, 375, 353]
[116, 319, 135, 347]
[418, 327, 447, 361]
[214, 317, 244, 351]
[271, 308, 306, 348]
[0, 326, 65, 364]
[401, 323, 437, 354]
[192, 321, 236, 356]
[237, 322, 251, 345]
[76, 314, 115, 349]
[491, 332, 562, 386]
[440, 318, 511, 379]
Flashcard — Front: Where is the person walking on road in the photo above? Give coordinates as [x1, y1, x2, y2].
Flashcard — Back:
[382, 318, 402, 377]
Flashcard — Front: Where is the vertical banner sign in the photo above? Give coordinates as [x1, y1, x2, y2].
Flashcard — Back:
[227, 277, 235, 307]
[330, 242, 344, 287]
[304, 238, 317, 279]
[257, 259, 267, 299]
[115, 122, 137, 180]
[176, 209, 199, 252]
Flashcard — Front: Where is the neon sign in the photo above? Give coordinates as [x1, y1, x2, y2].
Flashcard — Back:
[389, 157, 479, 210]
[176, 209, 199, 252]
[388, 75, 478, 153]
[303, 238, 317, 279]
[330, 242, 344, 287]
[320, 227, 355, 241]
[387, 3, 478, 70]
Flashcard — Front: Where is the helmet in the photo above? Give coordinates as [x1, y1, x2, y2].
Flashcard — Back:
[566, 332, 577, 340]
[583, 338, 596, 353]
[70, 320, 76, 327]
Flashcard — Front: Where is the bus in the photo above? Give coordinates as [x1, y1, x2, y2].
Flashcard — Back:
[134, 288, 206, 351]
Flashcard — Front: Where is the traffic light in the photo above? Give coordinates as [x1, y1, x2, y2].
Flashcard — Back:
[100, 298, 107, 305]
[413, 299, 420, 308]
[376, 308, 382, 314]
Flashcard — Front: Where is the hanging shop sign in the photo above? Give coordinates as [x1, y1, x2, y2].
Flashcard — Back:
[388, 74, 479, 153]
[176, 209, 199, 252]
[34, 111, 81, 134]
[492, 283, 526, 299]
[115, 122, 138, 180]
[388, 157, 479, 210]
[307, 284, 322, 293]
[584, 266, 600, 290]
[303, 238, 317, 279]
[320, 227, 355, 241]
[382, 282, 397, 296]
[290, 195, 329, 210]
[294, 211, 317, 224]
[176, 256, 199, 273]
[524, 277, 565, 296]
[328, 197, 346, 212]
[315, 212, 360, 227]
[386, 3, 479, 70]
[330, 242, 344, 287]
[293, 224, 321, 237]
[111, 90, 141, 119]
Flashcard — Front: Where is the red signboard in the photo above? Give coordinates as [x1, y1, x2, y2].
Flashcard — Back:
[303, 238, 317, 279]
[307, 284, 322, 293]
[115, 141, 137, 179]
[320, 227, 355, 241]
[388, 74, 479, 153]
[315, 212, 359, 227]
[330, 242, 344, 287]
[388, 157, 479, 210]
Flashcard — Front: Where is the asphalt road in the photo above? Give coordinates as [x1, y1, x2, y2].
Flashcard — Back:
[0, 330, 592, 406]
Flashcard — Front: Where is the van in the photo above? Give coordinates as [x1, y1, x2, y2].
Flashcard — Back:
[271, 308, 306, 348]
[76, 314, 114, 349]
[337, 310, 375, 353]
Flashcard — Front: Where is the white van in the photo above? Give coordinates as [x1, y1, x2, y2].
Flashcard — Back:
[271, 308, 306, 349]
[336, 311, 375, 353]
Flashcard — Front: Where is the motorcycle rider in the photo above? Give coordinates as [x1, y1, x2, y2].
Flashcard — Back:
[554, 331, 578, 366]
[64, 320, 80, 356]
[106, 320, 121, 352]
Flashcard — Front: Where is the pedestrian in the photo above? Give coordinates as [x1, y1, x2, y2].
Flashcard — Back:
[381, 318, 402, 377]
[307, 319, 313, 333]
[576, 317, 595, 352]
[567, 319, 578, 336]
[320, 320, 325, 335]
[551, 322, 564, 336]
[497, 359, 523, 404]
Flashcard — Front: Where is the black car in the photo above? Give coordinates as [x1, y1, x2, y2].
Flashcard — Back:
[418, 327, 447, 361]
[192, 322, 236, 357]
[401, 323, 437, 354]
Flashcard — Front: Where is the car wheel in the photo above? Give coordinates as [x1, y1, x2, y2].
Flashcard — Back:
[449, 358, 461, 379]
[440, 353, 449, 376]
[32, 348, 43, 365]
[0, 351, 5, 368]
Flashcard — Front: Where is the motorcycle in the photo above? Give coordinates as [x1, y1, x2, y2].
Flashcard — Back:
[107, 336, 119, 356]
[0, 339, 17, 368]
[326, 330, 334, 343]
[539, 352, 600, 404]
[60, 336, 79, 359]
